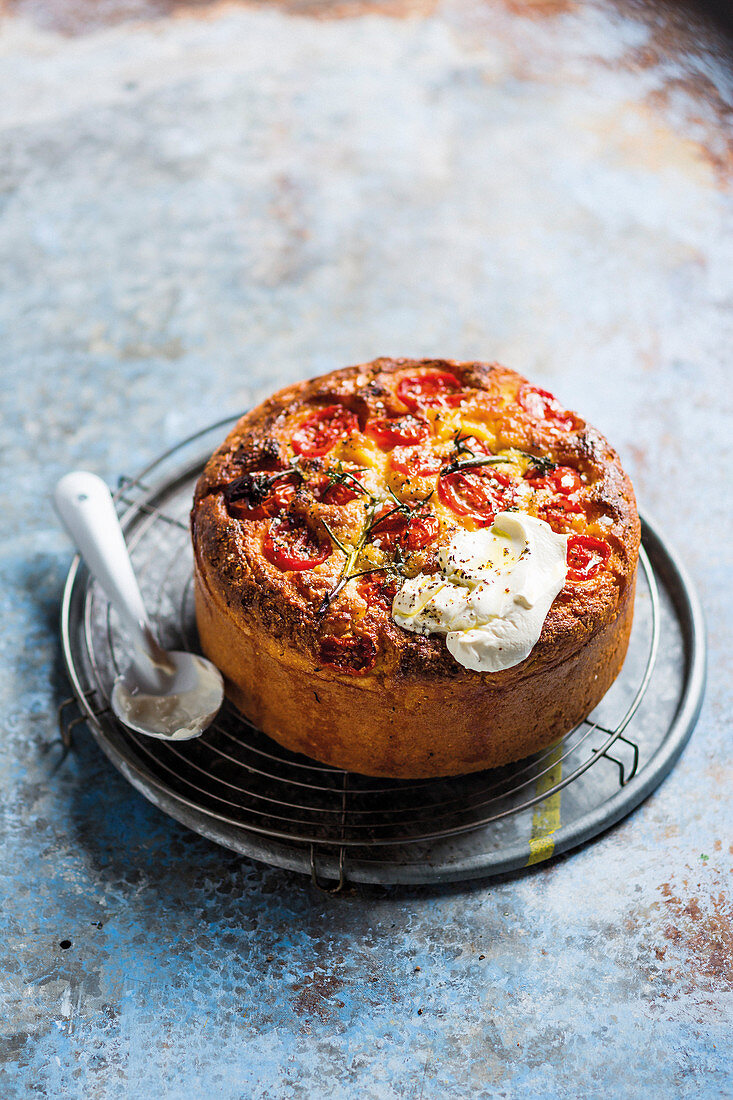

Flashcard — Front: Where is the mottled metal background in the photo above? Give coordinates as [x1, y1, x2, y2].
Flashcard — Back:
[0, 0, 731, 1096]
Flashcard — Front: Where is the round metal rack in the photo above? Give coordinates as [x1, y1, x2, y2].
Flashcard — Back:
[58, 416, 706, 887]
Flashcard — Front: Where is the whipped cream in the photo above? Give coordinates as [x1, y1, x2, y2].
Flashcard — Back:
[392, 512, 568, 673]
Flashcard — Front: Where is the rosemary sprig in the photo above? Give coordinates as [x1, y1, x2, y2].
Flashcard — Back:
[317, 497, 380, 617]
[441, 448, 556, 477]
[441, 454, 517, 476]
[366, 487, 434, 538]
[318, 491, 434, 618]
[451, 429, 476, 460]
[320, 520, 349, 555]
[440, 430, 510, 475]
[324, 460, 372, 499]
[524, 453, 557, 477]
[268, 456, 305, 484]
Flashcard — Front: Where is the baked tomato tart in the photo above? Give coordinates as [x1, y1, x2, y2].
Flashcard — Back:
[191, 358, 640, 777]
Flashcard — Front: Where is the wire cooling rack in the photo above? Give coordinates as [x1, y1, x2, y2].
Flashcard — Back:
[58, 417, 706, 887]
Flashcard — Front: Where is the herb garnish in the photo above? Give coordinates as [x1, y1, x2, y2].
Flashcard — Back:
[318, 485, 434, 617]
[315, 434, 553, 618]
[317, 496, 381, 616]
[323, 460, 369, 497]
[366, 486, 434, 539]
[524, 453, 556, 477]
[224, 458, 305, 505]
[442, 432, 556, 477]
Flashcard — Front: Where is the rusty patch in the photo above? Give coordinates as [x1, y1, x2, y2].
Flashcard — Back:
[617, 0, 733, 60]
[607, 0, 733, 180]
[2, 0, 733, 196]
[656, 875, 733, 992]
[646, 75, 733, 180]
[0, 0, 436, 35]
[501, 0, 573, 15]
[291, 971, 345, 1022]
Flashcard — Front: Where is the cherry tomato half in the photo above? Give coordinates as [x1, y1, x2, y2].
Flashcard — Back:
[365, 414, 430, 449]
[528, 465, 584, 531]
[566, 534, 610, 582]
[356, 574, 399, 613]
[527, 465, 583, 495]
[319, 483, 360, 505]
[397, 371, 465, 413]
[389, 445, 443, 478]
[263, 516, 332, 571]
[539, 495, 583, 532]
[438, 467, 516, 526]
[318, 633, 377, 676]
[314, 476, 361, 505]
[369, 505, 441, 552]
[517, 385, 579, 432]
[551, 466, 584, 495]
[453, 434, 493, 458]
[291, 405, 359, 458]
[227, 475, 297, 521]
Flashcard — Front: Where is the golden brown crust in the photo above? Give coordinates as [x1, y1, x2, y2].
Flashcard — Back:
[194, 562, 635, 776]
[191, 358, 640, 776]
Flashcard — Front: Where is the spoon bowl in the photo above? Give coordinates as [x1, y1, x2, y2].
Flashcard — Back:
[54, 471, 224, 741]
[111, 650, 224, 741]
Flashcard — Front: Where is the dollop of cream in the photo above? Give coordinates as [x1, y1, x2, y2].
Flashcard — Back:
[392, 512, 568, 673]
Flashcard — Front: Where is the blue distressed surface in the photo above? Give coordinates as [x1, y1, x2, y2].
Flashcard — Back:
[1, 1, 732, 1096]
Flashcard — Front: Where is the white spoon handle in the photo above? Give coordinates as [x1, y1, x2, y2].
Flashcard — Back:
[54, 471, 168, 666]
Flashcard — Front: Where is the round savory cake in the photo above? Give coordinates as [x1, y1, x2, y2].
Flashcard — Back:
[191, 358, 640, 778]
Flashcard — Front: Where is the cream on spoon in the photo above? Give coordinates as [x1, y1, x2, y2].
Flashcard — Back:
[54, 471, 223, 740]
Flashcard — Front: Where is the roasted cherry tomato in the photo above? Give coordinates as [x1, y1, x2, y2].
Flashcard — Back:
[405, 512, 441, 551]
[551, 466, 583, 495]
[365, 414, 430, 449]
[263, 516, 332, 571]
[369, 505, 441, 552]
[539, 495, 583, 532]
[517, 385, 580, 432]
[356, 574, 399, 613]
[566, 534, 610, 582]
[389, 445, 443, 478]
[226, 475, 297, 521]
[454, 434, 493, 458]
[397, 371, 465, 413]
[526, 465, 583, 495]
[438, 466, 516, 526]
[318, 633, 377, 676]
[291, 405, 359, 458]
[528, 465, 584, 530]
[319, 482, 360, 505]
[313, 464, 366, 505]
[313, 474, 362, 505]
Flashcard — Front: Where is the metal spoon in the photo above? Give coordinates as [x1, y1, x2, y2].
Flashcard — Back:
[54, 471, 223, 740]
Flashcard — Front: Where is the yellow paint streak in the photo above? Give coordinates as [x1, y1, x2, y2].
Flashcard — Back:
[526, 741, 563, 866]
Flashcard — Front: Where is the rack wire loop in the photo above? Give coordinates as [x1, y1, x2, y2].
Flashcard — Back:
[594, 733, 640, 788]
[57, 694, 107, 748]
[310, 845, 346, 893]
